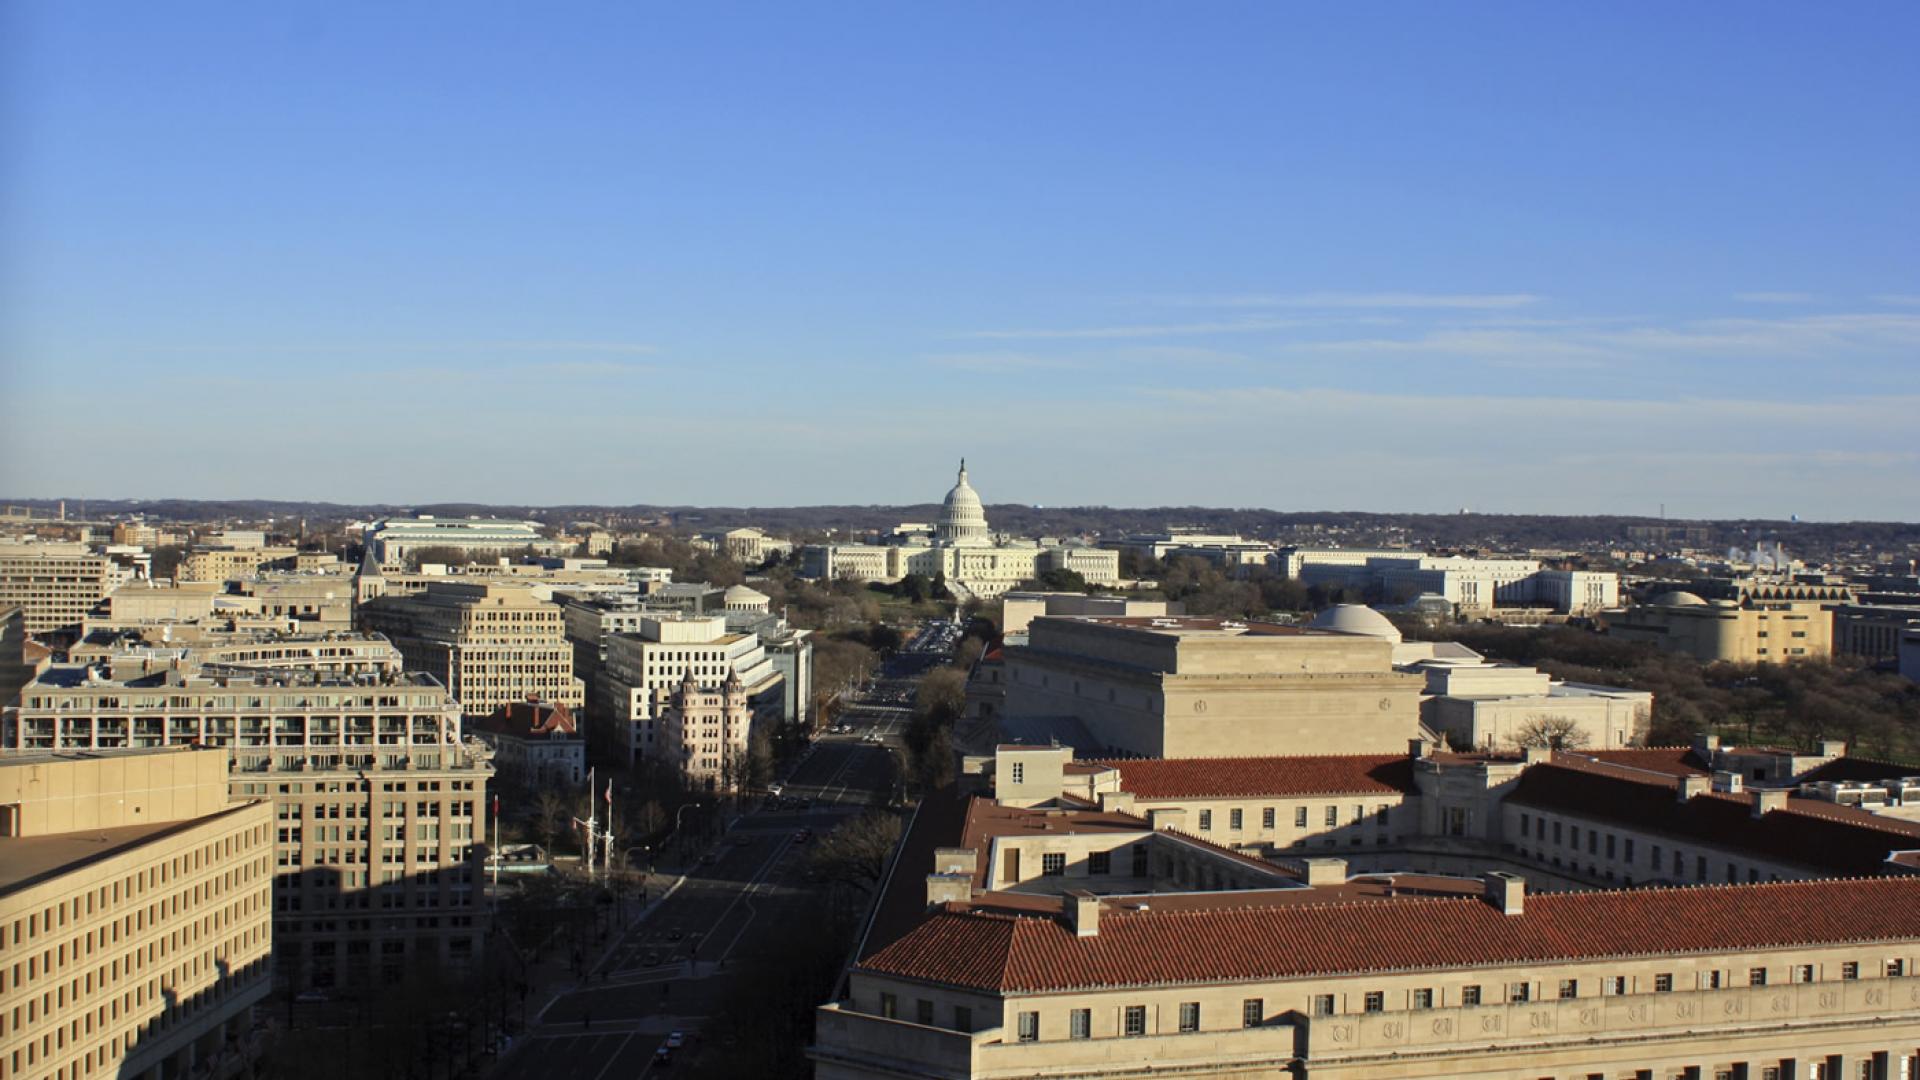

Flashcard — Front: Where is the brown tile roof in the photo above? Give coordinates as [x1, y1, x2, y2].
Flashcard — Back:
[1509, 756, 1920, 877]
[1798, 757, 1920, 785]
[1580, 747, 1708, 777]
[1087, 754, 1414, 799]
[472, 699, 578, 738]
[859, 877, 1920, 993]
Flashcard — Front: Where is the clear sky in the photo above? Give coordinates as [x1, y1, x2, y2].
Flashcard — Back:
[4, 2, 1917, 520]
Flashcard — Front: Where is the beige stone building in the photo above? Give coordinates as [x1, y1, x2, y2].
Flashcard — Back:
[596, 613, 785, 771]
[661, 669, 755, 791]
[3, 662, 494, 993]
[357, 581, 584, 718]
[0, 542, 137, 635]
[175, 546, 297, 585]
[813, 742, 1920, 1080]
[0, 746, 274, 1080]
[1607, 591, 1834, 664]
[1002, 616, 1424, 758]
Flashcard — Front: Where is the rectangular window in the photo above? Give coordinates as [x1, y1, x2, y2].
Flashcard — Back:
[1624, 838, 1635, 862]
[1242, 998, 1263, 1028]
[1263, 808, 1275, 830]
[1010, 763, 1024, 784]
[1750, 967, 1767, 987]
[1041, 853, 1066, 877]
[1124, 1005, 1147, 1036]
[917, 999, 934, 1025]
[1178, 1002, 1200, 1032]
[1198, 810, 1212, 831]
[1796, 964, 1815, 983]
[1552, 821, 1562, 844]
[1520, 812, 1530, 837]
[1557, 979, 1577, 999]
[1608, 975, 1627, 995]
[1229, 809, 1243, 831]
[1412, 988, 1433, 1010]
[1841, 962, 1859, 981]
[1706, 970, 1723, 989]
[1069, 1009, 1090, 1040]
[1461, 985, 1481, 1006]
[1509, 982, 1531, 1003]
[1697, 855, 1708, 880]
[1606, 834, 1616, 859]
[1017, 1011, 1038, 1043]
[1089, 850, 1111, 875]
[1325, 806, 1338, 826]
[1296, 807, 1308, 828]
[1131, 844, 1148, 877]
[954, 1006, 973, 1032]
[1651, 843, 1661, 869]
[1363, 992, 1384, 1013]
[1888, 959, 1905, 978]
[1312, 994, 1335, 1017]
[880, 992, 897, 1019]
[1654, 974, 1673, 993]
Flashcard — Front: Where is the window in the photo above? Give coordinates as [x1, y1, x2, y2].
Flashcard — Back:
[1263, 808, 1275, 829]
[1651, 843, 1661, 869]
[1124, 1005, 1147, 1036]
[1010, 763, 1024, 784]
[880, 992, 897, 1019]
[1377, 805, 1391, 827]
[917, 999, 934, 1025]
[1889, 959, 1905, 978]
[1312, 994, 1336, 1017]
[1178, 1002, 1200, 1032]
[1242, 999, 1264, 1028]
[1557, 978, 1577, 999]
[1041, 853, 1065, 877]
[1363, 992, 1384, 1013]
[1412, 988, 1433, 1009]
[1325, 806, 1338, 826]
[1089, 850, 1111, 875]
[1520, 812, 1531, 837]
[1653, 974, 1673, 993]
[1624, 838, 1635, 862]
[1706, 970, 1723, 989]
[1750, 967, 1767, 987]
[954, 1006, 973, 1032]
[1552, 821, 1563, 843]
[1605, 834, 1616, 859]
[1461, 985, 1482, 1006]
[1295, 807, 1308, 828]
[1608, 976, 1627, 995]
[1840, 962, 1859, 981]
[1229, 809, 1243, 831]
[1509, 982, 1531, 1003]
[1696, 855, 1707, 880]
[1796, 964, 1815, 983]
[1070, 1009, 1090, 1040]
[1131, 844, 1148, 877]
[1198, 810, 1212, 831]
[1017, 1011, 1038, 1042]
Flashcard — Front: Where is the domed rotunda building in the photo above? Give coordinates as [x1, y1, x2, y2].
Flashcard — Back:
[800, 460, 1119, 600]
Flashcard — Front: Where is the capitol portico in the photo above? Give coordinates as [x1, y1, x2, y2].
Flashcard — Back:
[800, 461, 1120, 600]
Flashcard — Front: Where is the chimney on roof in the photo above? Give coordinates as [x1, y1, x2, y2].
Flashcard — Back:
[1677, 774, 1711, 803]
[932, 847, 978, 877]
[1692, 733, 1721, 760]
[1065, 890, 1100, 938]
[1523, 745, 1553, 765]
[926, 873, 972, 907]
[1301, 858, 1347, 887]
[1409, 737, 1430, 760]
[1752, 787, 1789, 819]
[1818, 739, 1847, 759]
[1483, 872, 1526, 916]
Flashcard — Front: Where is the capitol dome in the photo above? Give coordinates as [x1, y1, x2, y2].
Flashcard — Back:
[1651, 590, 1708, 607]
[1308, 604, 1403, 643]
[936, 459, 990, 545]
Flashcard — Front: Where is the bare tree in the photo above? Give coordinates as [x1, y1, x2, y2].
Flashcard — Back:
[808, 811, 903, 893]
[1509, 714, 1592, 751]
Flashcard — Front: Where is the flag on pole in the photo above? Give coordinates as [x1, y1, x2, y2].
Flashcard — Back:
[492, 794, 500, 817]
[604, 779, 613, 805]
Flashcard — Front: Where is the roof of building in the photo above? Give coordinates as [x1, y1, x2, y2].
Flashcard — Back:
[858, 876, 1920, 993]
[1307, 604, 1403, 643]
[0, 801, 263, 898]
[1087, 754, 1415, 799]
[1509, 754, 1920, 876]
[1651, 590, 1709, 607]
[471, 699, 579, 739]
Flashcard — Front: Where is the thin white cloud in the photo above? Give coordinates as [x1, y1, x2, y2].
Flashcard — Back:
[1871, 294, 1920, 307]
[1159, 291, 1541, 310]
[927, 345, 1248, 372]
[961, 317, 1320, 341]
[1733, 292, 1817, 304]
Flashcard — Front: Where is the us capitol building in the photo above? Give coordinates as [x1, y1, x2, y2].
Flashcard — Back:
[800, 461, 1119, 600]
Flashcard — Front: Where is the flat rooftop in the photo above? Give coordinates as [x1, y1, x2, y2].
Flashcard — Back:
[0, 801, 259, 899]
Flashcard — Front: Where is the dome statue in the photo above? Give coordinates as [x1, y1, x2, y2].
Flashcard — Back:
[936, 458, 990, 545]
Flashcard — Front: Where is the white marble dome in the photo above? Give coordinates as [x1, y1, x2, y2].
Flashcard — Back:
[1652, 590, 1709, 607]
[936, 459, 989, 544]
[723, 584, 770, 612]
[1308, 604, 1403, 643]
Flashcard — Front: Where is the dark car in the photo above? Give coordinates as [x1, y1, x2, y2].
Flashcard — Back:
[654, 1046, 673, 1067]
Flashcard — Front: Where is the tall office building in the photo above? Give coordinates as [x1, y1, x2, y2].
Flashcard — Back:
[357, 581, 584, 718]
[0, 542, 136, 635]
[0, 746, 274, 1080]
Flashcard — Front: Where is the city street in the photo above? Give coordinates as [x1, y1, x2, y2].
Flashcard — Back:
[489, 690, 911, 1078]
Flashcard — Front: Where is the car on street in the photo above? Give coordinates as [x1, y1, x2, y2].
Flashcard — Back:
[293, 990, 329, 1004]
[643, 951, 662, 966]
[666, 1030, 686, 1049]
[654, 1045, 673, 1066]
[793, 829, 811, 844]
[667, 928, 684, 941]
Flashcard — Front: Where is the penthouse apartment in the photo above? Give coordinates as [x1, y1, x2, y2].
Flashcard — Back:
[0, 747, 273, 1080]
[0, 543, 136, 635]
[3, 660, 493, 993]
[814, 742, 1920, 1079]
[357, 581, 584, 718]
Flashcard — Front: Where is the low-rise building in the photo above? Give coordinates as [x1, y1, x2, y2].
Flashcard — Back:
[366, 516, 563, 566]
[0, 746, 274, 1080]
[1606, 591, 1834, 664]
[469, 697, 586, 786]
[0, 541, 137, 634]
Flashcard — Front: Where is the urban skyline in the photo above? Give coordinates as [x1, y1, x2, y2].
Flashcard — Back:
[5, 4, 1918, 518]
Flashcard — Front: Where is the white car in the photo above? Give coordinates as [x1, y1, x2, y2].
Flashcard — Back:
[666, 1030, 686, 1049]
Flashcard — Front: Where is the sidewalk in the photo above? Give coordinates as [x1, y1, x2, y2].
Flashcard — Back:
[524, 873, 686, 1026]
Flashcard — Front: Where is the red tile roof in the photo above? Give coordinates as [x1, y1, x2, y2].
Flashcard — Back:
[1087, 754, 1414, 799]
[860, 877, 1920, 993]
[471, 700, 578, 739]
[1579, 747, 1708, 777]
[1510, 756, 1920, 877]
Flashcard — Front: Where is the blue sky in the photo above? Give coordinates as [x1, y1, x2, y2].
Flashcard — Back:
[4, 2, 1917, 519]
